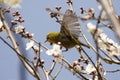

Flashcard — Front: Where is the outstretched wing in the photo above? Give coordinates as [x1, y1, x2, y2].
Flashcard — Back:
[60, 9, 81, 38]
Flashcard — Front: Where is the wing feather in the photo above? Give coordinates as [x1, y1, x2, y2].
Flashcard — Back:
[60, 9, 81, 38]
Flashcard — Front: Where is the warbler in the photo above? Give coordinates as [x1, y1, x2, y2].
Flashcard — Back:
[46, 9, 90, 50]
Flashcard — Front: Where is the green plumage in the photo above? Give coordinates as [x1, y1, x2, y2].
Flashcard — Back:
[46, 32, 90, 49]
[46, 9, 90, 50]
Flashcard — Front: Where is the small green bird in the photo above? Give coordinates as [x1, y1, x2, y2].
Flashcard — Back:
[46, 9, 90, 50]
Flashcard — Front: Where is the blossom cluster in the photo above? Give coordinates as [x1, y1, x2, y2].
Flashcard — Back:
[70, 61, 105, 80]
[46, 44, 62, 56]
[87, 22, 120, 57]
[1, 0, 22, 8]
[14, 25, 40, 52]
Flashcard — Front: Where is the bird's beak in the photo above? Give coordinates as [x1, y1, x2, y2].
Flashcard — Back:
[44, 39, 48, 43]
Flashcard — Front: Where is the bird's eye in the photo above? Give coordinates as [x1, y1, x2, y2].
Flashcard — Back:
[47, 36, 50, 40]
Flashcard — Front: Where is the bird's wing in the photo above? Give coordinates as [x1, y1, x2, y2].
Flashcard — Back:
[60, 9, 81, 38]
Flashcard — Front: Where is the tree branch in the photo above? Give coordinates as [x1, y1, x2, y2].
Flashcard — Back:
[0, 10, 41, 80]
[98, 0, 120, 40]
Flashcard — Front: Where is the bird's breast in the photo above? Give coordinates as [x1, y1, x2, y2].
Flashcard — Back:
[58, 35, 77, 48]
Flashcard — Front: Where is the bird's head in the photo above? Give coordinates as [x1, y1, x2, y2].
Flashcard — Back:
[46, 32, 60, 44]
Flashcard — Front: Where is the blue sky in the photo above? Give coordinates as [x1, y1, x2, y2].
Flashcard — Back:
[0, 0, 120, 80]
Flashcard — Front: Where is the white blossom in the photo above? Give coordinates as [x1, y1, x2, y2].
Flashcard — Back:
[87, 22, 103, 35]
[0, 19, 4, 32]
[85, 64, 96, 74]
[31, 33, 34, 37]
[33, 45, 43, 52]
[3, 0, 22, 8]
[97, 33, 108, 50]
[73, 65, 82, 73]
[26, 40, 34, 50]
[46, 44, 62, 56]
[33, 45, 39, 51]
[15, 25, 25, 34]
[98, 33, 120, 57]
[87, 23, 96, 33]
[89, 76, 98, 80]
[0, 19, 3, 28]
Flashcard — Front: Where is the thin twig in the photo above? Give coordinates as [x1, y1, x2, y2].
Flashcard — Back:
[48, 60, 56, 75]
[106, 69, 120, 73]
[32, 62, 42, 80]
[79, 28, 97, 53]
[81, 47, 103, 80]
[31, 38, 49, 50]
[0, 36, 32, 63]
[53, 61, 63, 79]
[42, 66, 49, 80]
[62, 57, 88, 80]
[0, 10, 41, 79]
